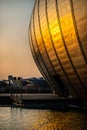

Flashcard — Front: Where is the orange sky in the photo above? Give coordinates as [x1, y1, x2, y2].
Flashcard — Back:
[0, 0, 41, 80]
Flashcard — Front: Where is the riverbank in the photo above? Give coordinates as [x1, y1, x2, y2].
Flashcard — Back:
[0, 94, 87, 111]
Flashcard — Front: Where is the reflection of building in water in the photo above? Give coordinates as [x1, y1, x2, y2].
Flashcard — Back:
[29, 0, 87, 98]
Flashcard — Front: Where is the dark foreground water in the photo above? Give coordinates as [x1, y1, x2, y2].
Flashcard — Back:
[0, 107, 87, 130]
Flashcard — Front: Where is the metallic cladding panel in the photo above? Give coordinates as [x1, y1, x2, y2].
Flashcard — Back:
[31, 0, 60, 95]
[29, 0, 87, 98]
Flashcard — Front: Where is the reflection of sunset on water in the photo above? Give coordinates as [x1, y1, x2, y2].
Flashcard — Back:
[1, 107, 87, 130]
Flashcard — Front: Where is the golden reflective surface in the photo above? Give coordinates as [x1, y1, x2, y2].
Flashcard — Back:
[29, 0, 87, 98]
[31, 110, 87, 130]
[0, 107, 87, 130]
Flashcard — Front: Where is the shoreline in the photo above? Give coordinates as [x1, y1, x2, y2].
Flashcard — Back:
[0, 93, 87, 111]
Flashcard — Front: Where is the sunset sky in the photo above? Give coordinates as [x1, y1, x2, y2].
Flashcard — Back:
[0, 0, 41, 80]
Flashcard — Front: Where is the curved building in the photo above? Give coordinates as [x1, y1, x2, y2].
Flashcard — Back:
[29, 0, 87, 99]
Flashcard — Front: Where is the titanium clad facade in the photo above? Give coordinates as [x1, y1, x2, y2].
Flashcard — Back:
[29, 0, 87, 99]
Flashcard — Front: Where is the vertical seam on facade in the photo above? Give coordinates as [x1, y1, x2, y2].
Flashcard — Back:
[46, 0, 80, 97]
[45, 0, 78, 96]
[56, 0, 87, 93]
[29, 2, 50, 89]
[33, 0, 60, 94]
[38, 0, 62, 94]
[70, 0, 87, 64]
[38, 0, 56, 75]
[45, 0, 63, 77]
[30, 19, 52, 90]
[29, 20, 44, 78]
[55, 0, 79, 97]
[45, 0, 68, 95]
[28, 3, 40, 73]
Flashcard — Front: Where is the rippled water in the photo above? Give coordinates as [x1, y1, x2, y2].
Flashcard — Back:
[0, 107, 87, 130]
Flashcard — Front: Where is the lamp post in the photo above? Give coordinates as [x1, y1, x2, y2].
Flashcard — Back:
[8, 75, 13, 98]
[18, 77, 22, 104]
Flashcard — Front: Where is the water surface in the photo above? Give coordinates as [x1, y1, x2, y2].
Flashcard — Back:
[0, 107, 87, 130]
